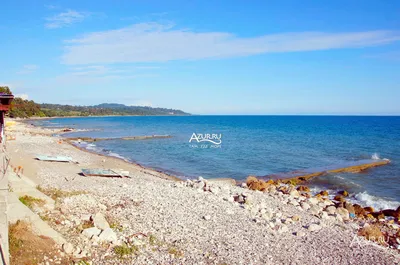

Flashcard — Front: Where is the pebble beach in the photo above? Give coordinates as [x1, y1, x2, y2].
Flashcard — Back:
[6, 121, 400, 265]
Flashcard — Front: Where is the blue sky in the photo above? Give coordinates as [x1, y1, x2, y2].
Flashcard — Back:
[1, 1, 400, 114]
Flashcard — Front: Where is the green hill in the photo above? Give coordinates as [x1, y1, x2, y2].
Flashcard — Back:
[0, 86, 190, 118]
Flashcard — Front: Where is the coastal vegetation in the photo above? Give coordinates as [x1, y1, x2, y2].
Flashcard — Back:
[0, 86, 189, 118]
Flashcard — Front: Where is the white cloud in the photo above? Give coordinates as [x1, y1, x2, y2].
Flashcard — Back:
[52, 65, 156, 86]
[61, 22, 400, 65]
[45, 9, 89, 29]
[14, 94, 29, 100]
[17, 64, 39, 74]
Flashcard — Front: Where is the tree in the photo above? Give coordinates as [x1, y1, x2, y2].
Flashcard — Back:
[0, 86, 12, 94]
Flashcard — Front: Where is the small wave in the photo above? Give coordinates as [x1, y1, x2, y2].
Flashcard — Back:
[353, 192, 400, 211]
[371, 153, 380, 160]
[108, 152, 127, 160]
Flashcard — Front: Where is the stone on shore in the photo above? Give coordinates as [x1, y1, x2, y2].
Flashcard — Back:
[98, 228, 118, 243]
[307, 224, 322, 232]
[93, 212, 110, 230]
[62, 242, 74, 254]
[325, 206, 337, 215]
[336, 207, 350, 221]
[82, 227, 101, 239]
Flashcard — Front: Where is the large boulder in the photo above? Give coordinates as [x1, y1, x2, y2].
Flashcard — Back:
[353, 204, 366, 217]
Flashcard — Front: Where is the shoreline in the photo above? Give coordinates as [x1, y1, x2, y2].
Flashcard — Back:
[25, 118, 400, 210]
[19, 119, 183, 182]
[29, 118, 400, 210]
[65, 139, 182, 182]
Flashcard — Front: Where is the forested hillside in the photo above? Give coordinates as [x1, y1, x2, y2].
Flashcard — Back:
[0, 86, 189, 118]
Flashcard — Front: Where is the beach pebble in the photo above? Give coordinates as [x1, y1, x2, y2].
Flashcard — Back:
[309, 206, 321, 216]
[320, 211, 329, 220]
[295, 231, 306, 237]
[62, 243, 74, 254]
[291, 215, 301, 222]
[278, 225, 289, 233]
[307, 223, 322, 232]
[301, 202, 311, 211]
[203, 215, 211, 221]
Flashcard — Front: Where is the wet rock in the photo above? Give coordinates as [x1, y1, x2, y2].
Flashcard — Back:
[371, 211, 385, 220]
[82, 227, 101, 239]
[382, 209, 400, 218]
[364, 206, 374, 213]
[296, 186, 310, 193]
[93, 212, 110, 230]
[246, 176, 271, 191]
[338, 190, 349, 197]
[314, 194, 323, 201]
[353, 204, 366, 217]
[319, 190, 329, 196]
[98, 228, 118, 243]
[333, 195, 346, 202]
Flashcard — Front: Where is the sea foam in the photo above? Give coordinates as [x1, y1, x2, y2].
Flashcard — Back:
[353, 191, 400, 211]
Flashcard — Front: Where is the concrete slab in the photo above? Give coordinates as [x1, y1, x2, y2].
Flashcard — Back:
[8, 192, 66, 245]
